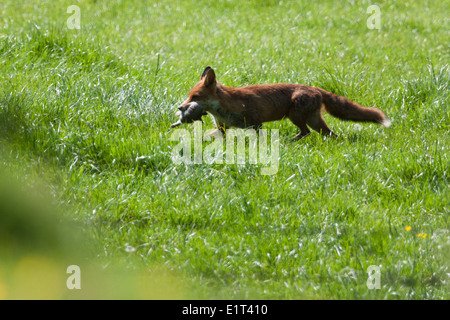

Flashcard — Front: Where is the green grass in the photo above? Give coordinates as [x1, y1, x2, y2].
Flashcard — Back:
[0, 0, 449, 299]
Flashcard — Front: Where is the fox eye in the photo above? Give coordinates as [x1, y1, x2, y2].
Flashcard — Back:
[191, 94, 201, 100]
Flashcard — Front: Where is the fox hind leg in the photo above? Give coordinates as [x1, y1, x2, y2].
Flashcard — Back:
[288, 111, 311, 140]
[289, 90, 337, 139]
[306, 112, 338, 137]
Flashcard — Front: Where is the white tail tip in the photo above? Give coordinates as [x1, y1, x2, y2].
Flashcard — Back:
[381, 119, 392, 128]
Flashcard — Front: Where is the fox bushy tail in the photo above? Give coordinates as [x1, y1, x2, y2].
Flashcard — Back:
[318, 88, 391, 127]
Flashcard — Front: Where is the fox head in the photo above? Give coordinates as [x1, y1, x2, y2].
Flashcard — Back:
[178, 66, 218, 113]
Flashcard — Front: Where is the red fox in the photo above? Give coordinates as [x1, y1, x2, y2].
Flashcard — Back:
[177, 67, 391, 139]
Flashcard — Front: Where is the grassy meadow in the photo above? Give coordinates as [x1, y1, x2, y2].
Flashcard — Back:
[0, 0, 449, 299]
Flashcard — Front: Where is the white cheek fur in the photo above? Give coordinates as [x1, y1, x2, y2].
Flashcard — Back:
[202, 99, 220, 111]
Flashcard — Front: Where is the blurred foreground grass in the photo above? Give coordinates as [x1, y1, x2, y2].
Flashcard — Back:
[0, 164, 187, 299]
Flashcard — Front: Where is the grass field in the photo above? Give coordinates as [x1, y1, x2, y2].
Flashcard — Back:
[0, 0, 449, 299]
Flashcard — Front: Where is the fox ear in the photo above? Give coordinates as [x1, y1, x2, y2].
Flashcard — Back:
[201, 66, 216, 87]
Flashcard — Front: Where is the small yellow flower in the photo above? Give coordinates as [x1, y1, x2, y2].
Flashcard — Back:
[417, 233, 427, 238]
[405, 226, 411, 232]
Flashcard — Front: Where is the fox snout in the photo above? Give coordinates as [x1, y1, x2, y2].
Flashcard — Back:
[178, 99, 196, 111]
[179, 101, 203, 112]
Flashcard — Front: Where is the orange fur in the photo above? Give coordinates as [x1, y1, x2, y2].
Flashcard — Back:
[179, 67, 390, 139]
